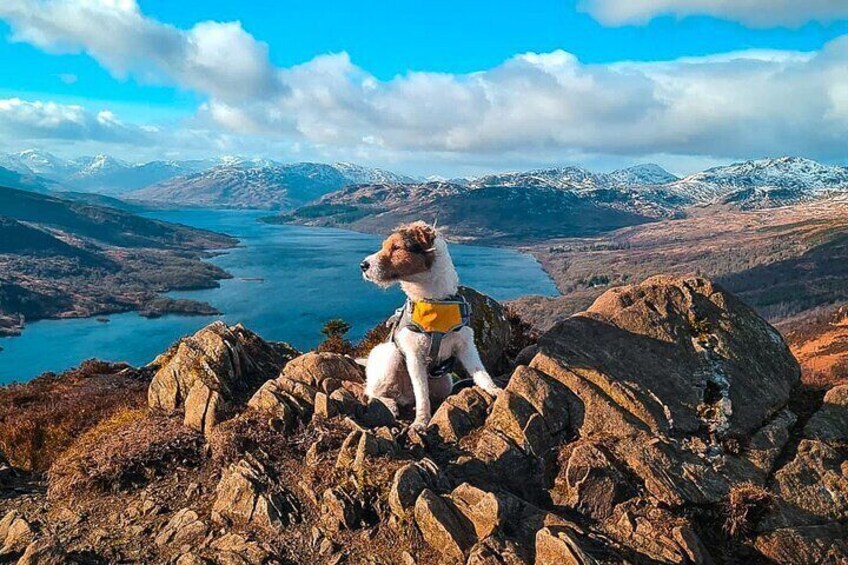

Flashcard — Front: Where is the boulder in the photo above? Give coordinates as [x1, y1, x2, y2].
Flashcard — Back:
[744, 409, 797, 476]
[212, 458, 300, 531]
[148, 322, 297, 433]
[413, 489, 474, 562]
[458, 286, 512, 375]
[449, 483, 503, 540]
[534, 526, 597, 565]
[155, 508, 207, 547]
[551, 441, 632, 522]
[532, 275, 799, 439]
[321, 487, 360, 531]
[466, 535, 528, 565]
[0, 510, 34, 556]
[281, 352, 364, 388]
[389, 461, 434, 520]
[17, 536, 66, 565]
[755, 524, 848, 565]
[530, 275, 795, 506]
[209, 533, 271, 565]
[804, 384, 848, 443]
[427, 386, 493, 443]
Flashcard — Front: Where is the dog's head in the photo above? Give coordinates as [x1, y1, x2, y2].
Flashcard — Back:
[360, 221, 438, 287]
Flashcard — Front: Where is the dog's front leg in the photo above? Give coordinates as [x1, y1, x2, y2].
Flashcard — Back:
[404, 354, 432, 431]
[456, 328, 502, 396]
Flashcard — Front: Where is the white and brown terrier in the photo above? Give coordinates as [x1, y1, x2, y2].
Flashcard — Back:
[360, 221, 501, 430]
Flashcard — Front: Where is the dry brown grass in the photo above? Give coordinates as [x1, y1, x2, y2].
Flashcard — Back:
[724, 483, 773, 538]
[47, 410, 205, 498]
[0, 360, 150, 473]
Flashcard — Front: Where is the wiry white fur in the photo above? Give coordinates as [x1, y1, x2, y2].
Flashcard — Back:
[363, 230, 501, 431]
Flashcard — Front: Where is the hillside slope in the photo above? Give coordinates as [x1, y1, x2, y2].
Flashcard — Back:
[0, 186, 236, 337]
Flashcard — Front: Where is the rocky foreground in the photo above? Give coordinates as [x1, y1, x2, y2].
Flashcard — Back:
[0, 276, 846, 564]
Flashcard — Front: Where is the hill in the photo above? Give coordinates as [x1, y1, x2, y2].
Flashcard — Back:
[0, 276, 844, 563]
[0, 185, 236, 337]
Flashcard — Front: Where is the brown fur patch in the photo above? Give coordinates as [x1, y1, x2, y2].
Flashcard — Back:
[374, 222, 436, 279]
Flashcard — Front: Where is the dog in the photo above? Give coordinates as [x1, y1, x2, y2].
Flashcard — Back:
[360, 221, 501, 430]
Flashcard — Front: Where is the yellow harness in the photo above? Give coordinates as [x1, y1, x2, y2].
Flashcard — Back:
[389, 295, 471, 378]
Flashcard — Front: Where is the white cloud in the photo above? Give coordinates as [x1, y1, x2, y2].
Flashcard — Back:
[0, 0, 283, 102]
[579, 0, 848, 28]
[2, 0, 848, 172]
[0, 97, 150, 143]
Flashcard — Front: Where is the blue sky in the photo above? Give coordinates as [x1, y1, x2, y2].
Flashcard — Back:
[1, 0, 848, 175]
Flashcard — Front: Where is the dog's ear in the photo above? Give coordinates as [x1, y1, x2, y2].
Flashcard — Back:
[406, 221, 437, 253]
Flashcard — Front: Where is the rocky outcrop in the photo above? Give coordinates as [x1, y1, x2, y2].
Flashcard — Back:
[457, 286, 512, 375]
[148, 322, 298, 433]
[4, 276, 847, 564]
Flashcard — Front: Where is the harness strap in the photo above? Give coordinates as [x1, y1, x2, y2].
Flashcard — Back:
[387, 294, 470, 379]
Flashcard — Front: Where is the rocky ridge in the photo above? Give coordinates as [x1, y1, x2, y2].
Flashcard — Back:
[0, 276, 846, 564]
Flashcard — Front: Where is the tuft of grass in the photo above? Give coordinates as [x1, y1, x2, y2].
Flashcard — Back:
[0, 360, 149, 473]
[724, 483, 772, 538]
[47, 411, 205, 498]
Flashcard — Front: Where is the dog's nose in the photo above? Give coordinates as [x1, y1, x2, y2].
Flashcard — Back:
[360, 260, 370, 272]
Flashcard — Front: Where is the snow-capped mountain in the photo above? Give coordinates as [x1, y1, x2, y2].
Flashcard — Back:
[331, 162, 417, 185]
[0, 149, 73, 178]
[605, 164, 680, 188]
[125, 160, 420, 209]
[666, 157, 848, 207]
[469, 164, 678, 192]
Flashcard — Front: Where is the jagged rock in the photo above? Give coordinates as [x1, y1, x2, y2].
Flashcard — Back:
[745, 409, 797, 476]
[175, 552, 210, 565]
[534, 526, 596, 565]
[335, 429, 397, 471]
[532, 275, 799, 439]
[804, 384, 848, 442]
[449, 483, 503, 540]
[210, 533, 271, 565]
[148, 322, 297, 433]
[389, 462, 433, 520]
[360, 397, 396, 427]
[212, 458, 299, 531]
[470, 428, 538, 496]
[458, 286, 513, 375]
[413, 489, 474, 562]
[466, 535, 528, 565]
[551, 441, 632, 522]
[487, 390, 553, 456]
[769, 439, 848, 526]
[755, 524, 848, 565]
[321, 488, 360, 531]
[281, 352, 364, 388]
[530, 275, 796, 506]
[17, 536, 66, 565]
[0, 510, 34, 556]
[427, 387, 493, 443]
[505, 366, 571, 436]
[606, 504, 711, 564]
[155, 508, 207, 547]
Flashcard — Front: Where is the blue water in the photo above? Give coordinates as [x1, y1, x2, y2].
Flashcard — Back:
[0, 210, 557, 383]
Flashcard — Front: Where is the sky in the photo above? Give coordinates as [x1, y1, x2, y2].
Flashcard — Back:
[1, 0, 847, 176]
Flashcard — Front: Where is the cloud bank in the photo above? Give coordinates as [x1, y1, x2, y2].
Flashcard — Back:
[1, 0, 848, 170]
[580, 0, 848, 28]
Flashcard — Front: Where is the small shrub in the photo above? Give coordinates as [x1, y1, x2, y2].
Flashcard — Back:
[724, 483, 772, 538]
[316, 318, 354, 355]
[353, 323, 392, 358]
[0, 360, 149, 473]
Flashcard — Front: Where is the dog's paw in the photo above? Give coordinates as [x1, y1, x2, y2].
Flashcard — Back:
[410, 419, 429, 432]
[481, 383, 502, 396]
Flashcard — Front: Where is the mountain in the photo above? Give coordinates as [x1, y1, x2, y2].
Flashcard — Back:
[279, 181, 656, 243]
[127, 161, 417, 210]
[469, 163, 679, 191]
[0, 166, 58, 193]
[667, 157, 848, 208]
[0, 149, 73, 178]
[0, 184, 236, 336]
